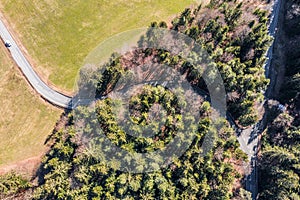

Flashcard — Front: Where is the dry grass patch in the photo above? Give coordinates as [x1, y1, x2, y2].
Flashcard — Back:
[0, 44, 61, 167]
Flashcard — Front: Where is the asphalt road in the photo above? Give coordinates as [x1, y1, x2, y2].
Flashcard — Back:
[265, 0, 282, 77]
[241, 0, 283, 199]
[0, 20, 72, 109]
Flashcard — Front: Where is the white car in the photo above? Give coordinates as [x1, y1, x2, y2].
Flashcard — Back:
[4, 40, 11, 47]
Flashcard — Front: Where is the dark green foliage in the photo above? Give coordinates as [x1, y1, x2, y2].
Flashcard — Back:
[222, 2, 243, 30]
[259, 114, 300, 199]
[32, 108, 244, 200]
[168, 0, 271, 127]
[31, 45, 246, 199]
[32, 38, 246, 199]
[0, 172, 31, 197]
[94, 86, 183, 153]
[95, 53, 125, 97]
[279, 0, 300, 105]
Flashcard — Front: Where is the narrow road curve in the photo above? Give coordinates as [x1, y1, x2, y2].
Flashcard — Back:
[0, 20, 72, 109]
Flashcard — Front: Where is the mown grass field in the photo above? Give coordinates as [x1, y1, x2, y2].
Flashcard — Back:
[0, 0, 195, 92]
[0, 44, 61, 167]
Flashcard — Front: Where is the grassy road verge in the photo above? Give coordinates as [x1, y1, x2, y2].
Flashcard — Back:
[0, 44, 61, 167]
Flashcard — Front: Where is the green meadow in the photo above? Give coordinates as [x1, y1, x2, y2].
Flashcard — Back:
[0, 0, 195, 91]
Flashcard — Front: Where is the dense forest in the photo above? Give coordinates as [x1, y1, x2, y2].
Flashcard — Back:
[279, 0, 300, 107]
[259, 112, 300, 199]
[0, 0, 274, 199]
[159, 0, 271, 127]
[258, 0, 300, 199]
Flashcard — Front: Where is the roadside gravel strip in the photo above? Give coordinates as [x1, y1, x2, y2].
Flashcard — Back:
[0, 19, 72, 109]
